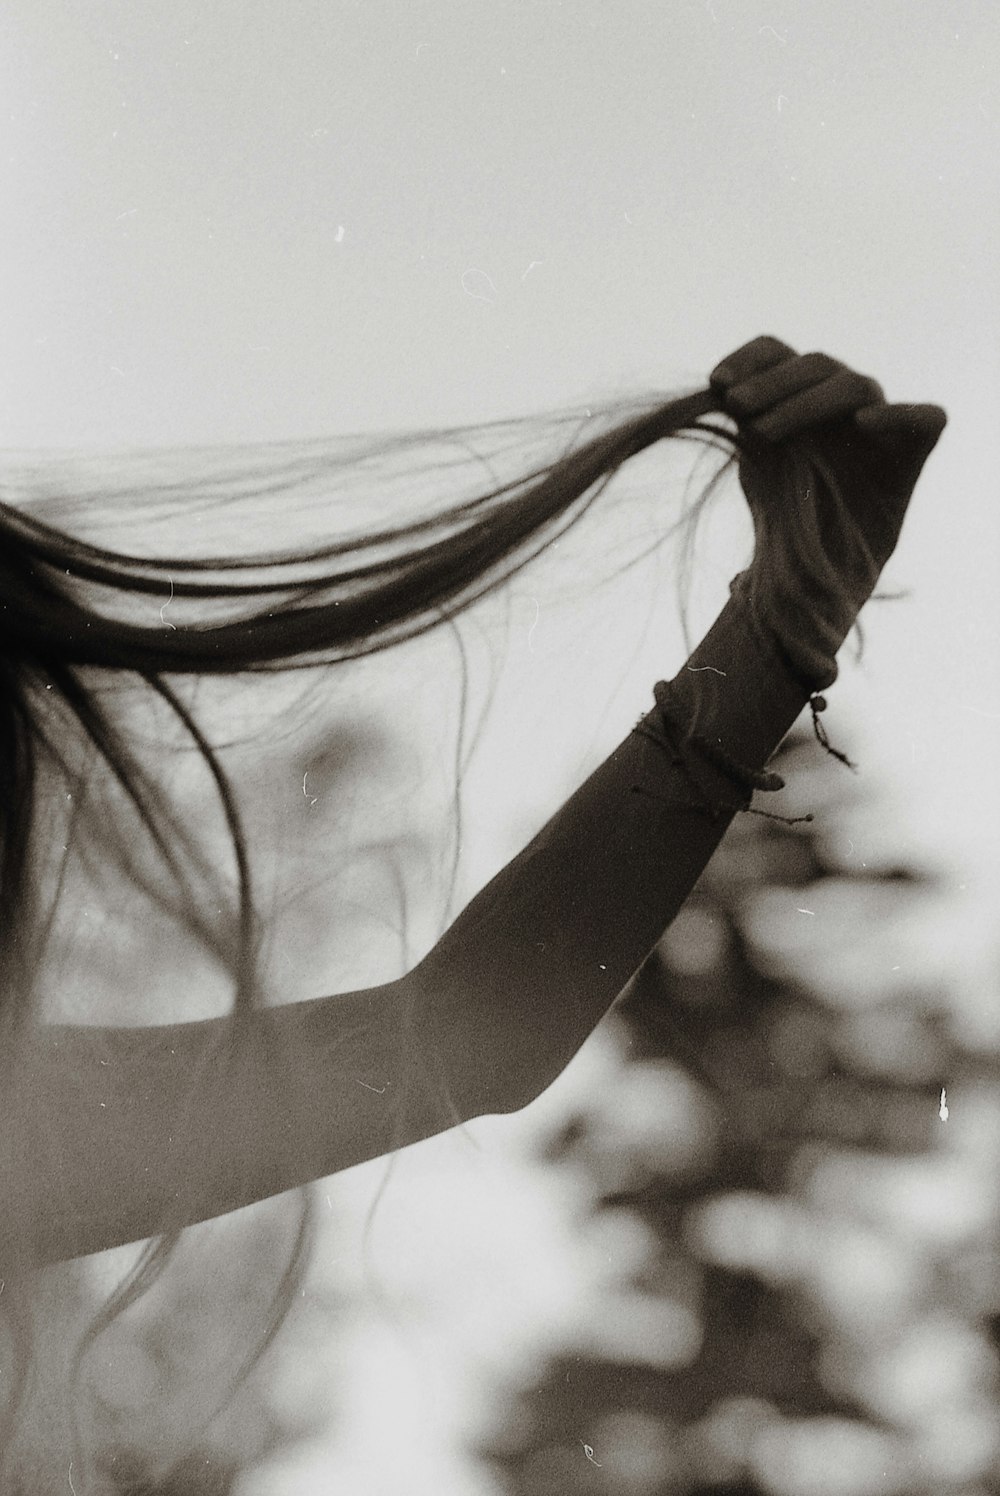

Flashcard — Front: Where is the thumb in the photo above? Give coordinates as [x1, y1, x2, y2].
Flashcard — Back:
[852, 403, 947, 492]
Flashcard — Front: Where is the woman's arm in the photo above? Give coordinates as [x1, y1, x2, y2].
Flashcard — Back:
[6, 340, 945, 1262]
[7, 592, 800, 1264]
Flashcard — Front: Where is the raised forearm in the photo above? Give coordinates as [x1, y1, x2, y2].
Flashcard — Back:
[413, 592, 809, 1114]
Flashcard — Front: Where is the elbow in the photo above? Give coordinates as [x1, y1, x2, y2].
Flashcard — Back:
[405, 961, 596, 1126]
[415, 1016, 558, 1124]
[491, 1064, 559, 1117]
[454, 1043, 572, 1121]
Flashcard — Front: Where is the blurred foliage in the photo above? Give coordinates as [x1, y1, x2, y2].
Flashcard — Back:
[474, 735, 1000, 1496]
[85, 733, 999, 1495]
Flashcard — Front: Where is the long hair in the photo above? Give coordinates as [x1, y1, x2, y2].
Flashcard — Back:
[0, 386, 850, 1486]
[0, 389, 729, 1010]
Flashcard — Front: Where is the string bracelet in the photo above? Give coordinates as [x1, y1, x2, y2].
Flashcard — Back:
[761, 619, 858, 773]
[653, 682, 788, 794]
[633, 682, 814, 827]
[733, 582, 857, 774]
[806, 693, 857, 771]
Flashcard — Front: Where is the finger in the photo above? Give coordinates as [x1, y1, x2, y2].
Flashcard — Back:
[750, 369, 885, 443]
[853, 402, 947, 456]
[709, 335, 796, 393]
[728, 352, 883, 420]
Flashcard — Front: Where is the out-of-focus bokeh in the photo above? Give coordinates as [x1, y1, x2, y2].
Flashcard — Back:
[2, 2, 997, 1492]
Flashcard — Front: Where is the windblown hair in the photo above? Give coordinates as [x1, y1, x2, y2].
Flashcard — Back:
[0, 386, 853, 1486]
[0, 389, 729, 1012]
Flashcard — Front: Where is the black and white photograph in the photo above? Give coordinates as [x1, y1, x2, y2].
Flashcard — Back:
[1, 4, 997, 1492]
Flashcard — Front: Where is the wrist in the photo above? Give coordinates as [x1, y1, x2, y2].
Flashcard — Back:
[729, 569, 841, 694]
[662, 589, 813, 774]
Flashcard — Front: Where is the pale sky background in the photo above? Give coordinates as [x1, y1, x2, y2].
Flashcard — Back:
[1, 0, 997, 882]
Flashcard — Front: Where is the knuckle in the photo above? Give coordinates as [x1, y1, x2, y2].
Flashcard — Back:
[711, 335, 798, 394]
[800, 351, 841, 378]
[859, 375, 884, 404]
[724, 383, 753, 415]
[754, 334, 796, 360]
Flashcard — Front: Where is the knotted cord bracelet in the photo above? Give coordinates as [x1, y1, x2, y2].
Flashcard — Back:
[652, 681, 788, 793]
[751, 607, 858, 773]
[632, 682, 814, 826]
[729, 577, 857, 772]
[806, 693, 857, 771]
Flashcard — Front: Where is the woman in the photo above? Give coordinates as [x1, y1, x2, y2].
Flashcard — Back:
[0, 336, 944, 1481]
